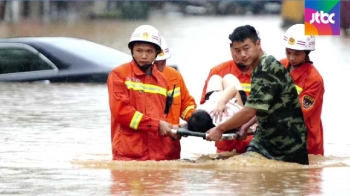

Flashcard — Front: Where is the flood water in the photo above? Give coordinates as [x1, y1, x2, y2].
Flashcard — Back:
[1, 12, 350, 195]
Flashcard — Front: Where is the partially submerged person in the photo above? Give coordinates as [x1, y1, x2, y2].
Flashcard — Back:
[206, 25, 309, 165]
[107, 25, 178, 161]
[154, 36, 197, 159]
[280, 24, 325, 155]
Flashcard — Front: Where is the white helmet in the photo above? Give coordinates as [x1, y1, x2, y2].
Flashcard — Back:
[155, 36, 171, 61]
[128, 25, 162, 53]
[282, 24, 315, 51]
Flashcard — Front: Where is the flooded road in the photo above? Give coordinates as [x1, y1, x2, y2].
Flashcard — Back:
[1, 13, 350, 195]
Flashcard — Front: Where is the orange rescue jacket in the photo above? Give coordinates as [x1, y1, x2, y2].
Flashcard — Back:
[280, 58, 324, 155]
[107, 60, 176, 161]
[163, 66, 196, 124]
[200, 60, 252, 153]
[162, 66, 197, 159]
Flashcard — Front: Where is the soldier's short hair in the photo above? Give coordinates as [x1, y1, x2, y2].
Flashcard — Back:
[229, 25, 260, 43]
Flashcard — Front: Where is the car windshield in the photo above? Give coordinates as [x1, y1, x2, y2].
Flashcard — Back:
[50, 38, 131, 67]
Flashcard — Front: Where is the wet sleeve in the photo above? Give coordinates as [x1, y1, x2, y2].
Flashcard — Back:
[178, 74, 197, 121]
[298, 79, 324, 121]
[107, 71, 159, 132]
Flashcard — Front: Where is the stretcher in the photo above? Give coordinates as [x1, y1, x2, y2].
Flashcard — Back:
[171, 127, 254, 140]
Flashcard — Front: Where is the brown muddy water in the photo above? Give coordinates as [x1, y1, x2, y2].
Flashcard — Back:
[1, 13, 350, 195]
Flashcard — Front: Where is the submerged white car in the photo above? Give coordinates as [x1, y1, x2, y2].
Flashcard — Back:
[0, 37, 132, 83]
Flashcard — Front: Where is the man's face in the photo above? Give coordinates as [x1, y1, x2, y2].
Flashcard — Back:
[132, 42, 157, 66]
[154, 60, 166, 67]
[230, 46, 247, 68]
[285, 48, 307, 66]
[231, 38, 261, 67]
[230, 45, 241, 63]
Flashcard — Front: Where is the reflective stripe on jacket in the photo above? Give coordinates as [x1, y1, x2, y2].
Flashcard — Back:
[200, 60, 252, 153]
[162, 66, 197, 159]
[107, 60, 175, 161]
[280, 58, 324, 155]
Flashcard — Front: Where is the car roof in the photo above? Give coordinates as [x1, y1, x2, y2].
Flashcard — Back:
[0, 37, 131, 70]
[0, 36, 87, 43]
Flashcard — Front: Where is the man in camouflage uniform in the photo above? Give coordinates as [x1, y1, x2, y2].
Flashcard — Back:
[206, 25, 309, 165]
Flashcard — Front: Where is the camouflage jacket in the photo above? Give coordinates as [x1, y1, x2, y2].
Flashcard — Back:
[245, 55, 309, 165]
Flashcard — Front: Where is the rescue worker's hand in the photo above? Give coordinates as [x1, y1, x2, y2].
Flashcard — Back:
[176, 123, 188, 137]
[169, 131, 181, 140]
[238, 125, 249, 140]
[170, 124, 182, 140]
[179, 122, 188, 128]
[206, 126, 224, 141]
[171, 124, 179, 129]
[159, 120, 172, 136]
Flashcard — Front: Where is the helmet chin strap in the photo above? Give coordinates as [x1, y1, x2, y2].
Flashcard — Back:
[131, 52, 155, 72]
[138, 63, 153, 71]
[236, 63, 247, 68]
[132, 57, 153, 71]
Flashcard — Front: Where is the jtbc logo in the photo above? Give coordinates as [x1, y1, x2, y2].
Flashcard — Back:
[310, 11, 335, 24]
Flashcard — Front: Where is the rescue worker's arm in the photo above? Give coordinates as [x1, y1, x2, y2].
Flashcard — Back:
[178, 74, 197, 121]
[107, 71, 161, 132]
[298, 79, 324, 121]
[206, 107, 257, 141]
[239, 116, 257, 140]
[218, 107, 256, 133]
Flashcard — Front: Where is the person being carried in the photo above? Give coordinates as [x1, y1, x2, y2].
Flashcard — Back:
[187, 74, 256, 137]
[206, 25, 309, 165]
[199, 29, 258, 153]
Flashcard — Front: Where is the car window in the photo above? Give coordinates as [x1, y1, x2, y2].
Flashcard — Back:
[0, 47, 55, 74]
[51, 39, 131, 66]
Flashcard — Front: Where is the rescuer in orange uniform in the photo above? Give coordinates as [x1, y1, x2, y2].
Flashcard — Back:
[107, 25, 178, 161]
[199, 30, 254, 154]
[154, 36, 196, 159]
[280, 24, 325, 155]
